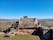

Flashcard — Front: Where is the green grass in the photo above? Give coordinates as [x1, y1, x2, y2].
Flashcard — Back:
[0, 34, 40, 40]
[43, 21, 53, 25]
[0, 26, 9, 31]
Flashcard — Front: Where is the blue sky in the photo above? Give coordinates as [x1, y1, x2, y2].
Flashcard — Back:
[0, 0, 53, 19]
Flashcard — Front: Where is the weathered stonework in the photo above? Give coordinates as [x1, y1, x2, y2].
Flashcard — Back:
[19, 16, 38, 28]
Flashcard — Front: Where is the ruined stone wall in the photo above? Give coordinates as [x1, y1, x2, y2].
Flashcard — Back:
[19, 17, 38, 28]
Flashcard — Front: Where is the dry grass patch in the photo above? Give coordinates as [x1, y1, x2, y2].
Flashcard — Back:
[0, 34, 40, 40]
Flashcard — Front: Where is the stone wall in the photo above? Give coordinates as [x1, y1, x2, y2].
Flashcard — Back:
[19, 16, 38, 28]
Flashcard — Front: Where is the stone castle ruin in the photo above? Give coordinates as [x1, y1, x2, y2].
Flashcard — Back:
[19, 16, 38, 28]
[2, 16, 39, 34]
[2, 16, 53, 40]
[2, 16, 40, 37]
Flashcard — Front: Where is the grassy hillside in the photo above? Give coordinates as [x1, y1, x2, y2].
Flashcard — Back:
[43, 21, 53, 25]
[0, 21, 15, 31]
[0, 35, 40, 40]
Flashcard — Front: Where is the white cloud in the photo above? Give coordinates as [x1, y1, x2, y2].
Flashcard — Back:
[0, 16, 53, 19]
